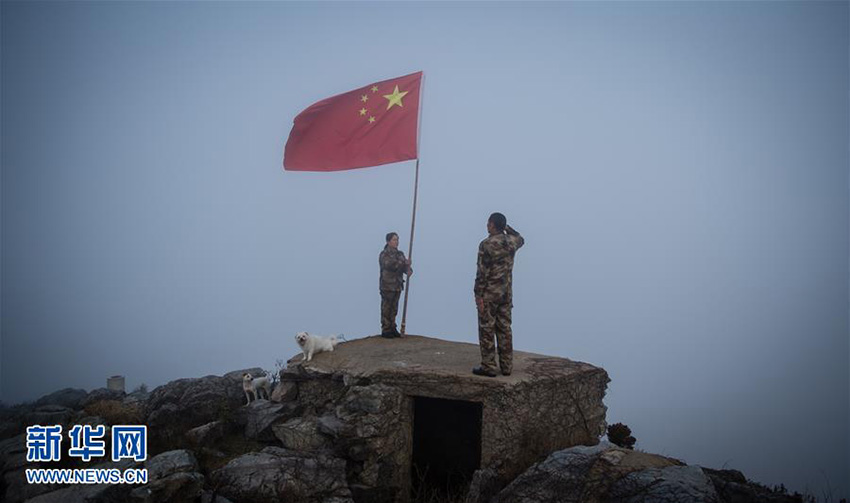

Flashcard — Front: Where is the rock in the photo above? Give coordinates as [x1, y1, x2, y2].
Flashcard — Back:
[703, 467, 804, 503]
[608, 465, 719, 503]
[272, 417, 330, 451]
[81, 388, 126, 408]
[239, 400, 291, 441]
[123, 390, 150, 408]
[493, 443, 695, 503]
[316, 414, 350, 439]
[23, 406, 74, 427]
[35, 388, 88, 410]
[465, 468, 500, 503]
[145, 449, 199, 481]
[494, 444, 610, 503]
[270, 380, 298, 402]
[210, 447, 353, 503]
[129, 471, 204, 503]
[185, 420, 226, 447]
[144, 368, 263, 449]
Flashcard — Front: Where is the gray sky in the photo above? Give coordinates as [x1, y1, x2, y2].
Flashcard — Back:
[2, 1, 847, 498]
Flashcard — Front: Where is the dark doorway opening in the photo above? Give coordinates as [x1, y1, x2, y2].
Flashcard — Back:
[411, 396, 482, 501]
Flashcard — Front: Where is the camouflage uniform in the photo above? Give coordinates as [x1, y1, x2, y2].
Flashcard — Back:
[474, 225, 524, 374]
[379, 245, 410, 333]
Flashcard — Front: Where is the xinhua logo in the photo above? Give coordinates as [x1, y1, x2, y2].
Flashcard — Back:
[25, 424, 147, 463]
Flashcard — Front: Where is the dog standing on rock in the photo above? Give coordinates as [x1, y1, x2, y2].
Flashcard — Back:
[242, 373, 272, 404]
[295, 331, 344, 362]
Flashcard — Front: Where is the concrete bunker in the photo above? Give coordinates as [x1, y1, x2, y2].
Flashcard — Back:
[278, 335, 610, 503]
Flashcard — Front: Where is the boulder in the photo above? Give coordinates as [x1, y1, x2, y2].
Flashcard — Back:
[272, 417, 330, 451]
[492, 443, 725, 503]
[270, 380, 298, 403]
[35, 388, 88, 410]
[608, 465, 719, 503]
[145, 449, 199, 481]
[238, 400, 292, 441]
[185, 421, 226, 447]
[211, 446, 353, 503]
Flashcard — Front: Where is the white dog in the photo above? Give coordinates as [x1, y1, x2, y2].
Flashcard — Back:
[295, 331, 344, 362]
[242, 372, 272, 404]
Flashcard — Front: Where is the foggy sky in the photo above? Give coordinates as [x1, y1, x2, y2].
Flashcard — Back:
[1, 1, 848, 498]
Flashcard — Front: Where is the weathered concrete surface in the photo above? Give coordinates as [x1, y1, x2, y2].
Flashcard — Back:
[283, 335, 610, 501]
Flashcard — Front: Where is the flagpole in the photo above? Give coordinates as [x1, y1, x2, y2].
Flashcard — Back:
[400, 72, 424, 336]
[399, 157, 419, 336]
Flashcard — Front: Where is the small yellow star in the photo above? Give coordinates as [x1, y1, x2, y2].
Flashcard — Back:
[361, 95, 368, 102]
[368, 116, 376, 123]
[371, 85, 379, 93]
[359, 108, 367, 116]
[383, 85, 409, 110]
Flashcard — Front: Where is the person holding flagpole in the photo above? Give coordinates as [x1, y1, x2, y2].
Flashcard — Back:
[283, 71, 424, 335]
[379, 232, 412, 338]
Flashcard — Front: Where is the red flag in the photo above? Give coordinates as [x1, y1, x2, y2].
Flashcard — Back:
[283, 71, 422, 172]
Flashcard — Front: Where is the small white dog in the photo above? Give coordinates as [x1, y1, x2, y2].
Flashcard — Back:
[242, 372, 272, 404]
[295, 331, 344, 362]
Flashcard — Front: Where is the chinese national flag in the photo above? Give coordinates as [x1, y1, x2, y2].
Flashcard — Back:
[283, 71, 422, 172]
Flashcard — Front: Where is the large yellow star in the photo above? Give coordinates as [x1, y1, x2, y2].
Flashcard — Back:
[383, 85, 409, 110]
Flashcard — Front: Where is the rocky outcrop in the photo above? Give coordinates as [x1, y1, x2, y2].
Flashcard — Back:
[492, 443, 716, 503]
[210, 446, 353, 503]
[34, 389, 88, 410]
[144, 368, 264, 449]
[145, 449, 199, 481]
[237, 400, 295, 441]
[0, 338, 815, 503]
[703, 468, 805, 503]
[185, 420, 227, 447]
